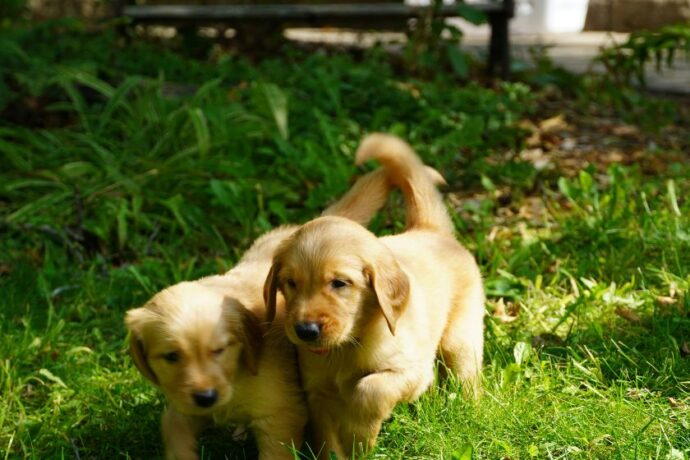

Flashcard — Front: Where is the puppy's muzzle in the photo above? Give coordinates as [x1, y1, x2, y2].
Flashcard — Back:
[192, 388, 218, 408]
[294, 322, 322, 342]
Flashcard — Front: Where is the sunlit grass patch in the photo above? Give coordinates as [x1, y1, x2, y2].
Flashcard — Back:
[1, 19, 689, 459]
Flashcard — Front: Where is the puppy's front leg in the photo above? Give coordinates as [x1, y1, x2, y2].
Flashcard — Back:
[307, 396, 346, 460]
[347, 369, 431, 451]
[253, 417, 304, 460]
[161, 406, 209, 460]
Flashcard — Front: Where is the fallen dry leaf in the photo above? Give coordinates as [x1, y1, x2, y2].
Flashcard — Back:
[539, 114, 568, 133]
[486, 226, 514, 243]
[518, 119, 542, 148]
[518, 119, 538, 132]
[601, 150, 625, 163]
[656, 296, 677, 305]
[492, 298, 518, 323]
[615, 306, 640, 323]
[520, 148, 551, 170]
[487, 226, 499, 242]
[547, 259, 561, 273]
[395, 82, 421, 98]
[540, 132, 563, 150]
[22, 384, 35, 399]
[611, 124, 640, 137]
[626, 387, 653, 400]
[561, 137, 577, 151]
[226, 81, 248, 101]
[668, 397, 684, 408]
[518, 197, 548, 223]
[525, 132, 542, 148]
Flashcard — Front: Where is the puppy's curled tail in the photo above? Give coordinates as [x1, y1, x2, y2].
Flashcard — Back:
[321, 168, 393, 226]
[322, 156, 446, 226]
[355, 133, 454, 235]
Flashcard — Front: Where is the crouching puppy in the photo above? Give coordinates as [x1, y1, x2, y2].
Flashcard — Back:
[125, 275, 306, 460]
[264, 134, 485, 458]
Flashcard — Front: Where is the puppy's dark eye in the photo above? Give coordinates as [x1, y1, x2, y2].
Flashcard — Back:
[330, 279, 348, 289]
[286, 278, 296, 288]
[163, 352, 180, 363]
[212, 347, 225, 356]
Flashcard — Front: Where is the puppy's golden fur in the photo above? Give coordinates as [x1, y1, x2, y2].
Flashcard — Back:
[264, 134, 485, 458]
[125, 166, 427, 460]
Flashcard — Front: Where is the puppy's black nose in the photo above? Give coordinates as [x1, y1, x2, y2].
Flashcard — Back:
[294, 322, 321, 342]
[192, 389, 218, 408]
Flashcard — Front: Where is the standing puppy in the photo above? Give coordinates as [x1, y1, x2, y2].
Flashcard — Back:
[124, 166, 435, 460]
[264, 134, 485, 458]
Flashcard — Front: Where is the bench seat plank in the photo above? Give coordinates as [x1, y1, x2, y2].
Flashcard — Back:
[122, 3, 508, 23]
[117, 2, 513, 77]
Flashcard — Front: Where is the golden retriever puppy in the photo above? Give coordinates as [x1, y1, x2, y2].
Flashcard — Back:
[124, 166, 433, 460]
[264, 134, 485, 458]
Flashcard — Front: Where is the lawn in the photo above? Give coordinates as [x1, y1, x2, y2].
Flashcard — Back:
[1, 19, 689, 459]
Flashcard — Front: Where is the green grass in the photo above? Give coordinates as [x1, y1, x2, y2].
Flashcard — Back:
[1, 19, 689, 459]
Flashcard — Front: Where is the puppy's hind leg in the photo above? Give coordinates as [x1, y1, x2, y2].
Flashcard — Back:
[439, 280, 485, 399]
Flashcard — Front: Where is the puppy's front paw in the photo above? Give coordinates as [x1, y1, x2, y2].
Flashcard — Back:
[351, 373, 396, 419]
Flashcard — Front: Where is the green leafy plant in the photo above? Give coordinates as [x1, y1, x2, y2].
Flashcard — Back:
[0, 0, 26, 21]
[595, 22, 690, 86]
[403, 0, 487, 79]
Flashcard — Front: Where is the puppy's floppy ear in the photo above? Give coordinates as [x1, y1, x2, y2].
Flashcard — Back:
[227, 300, 263, 376]
[364, 255, 410, 336]
[263, 262, 281, 323]
[124, 307, 159, 384]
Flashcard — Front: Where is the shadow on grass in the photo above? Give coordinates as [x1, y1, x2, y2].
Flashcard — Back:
[534, 305, 690, 396]
[69, 402, 258, 459]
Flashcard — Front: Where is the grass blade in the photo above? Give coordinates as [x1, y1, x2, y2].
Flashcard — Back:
[254, 82, 289, 140]
[188, 107, 210, 158]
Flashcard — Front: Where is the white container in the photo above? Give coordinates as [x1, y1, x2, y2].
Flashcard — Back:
[511, 0, 590, 33]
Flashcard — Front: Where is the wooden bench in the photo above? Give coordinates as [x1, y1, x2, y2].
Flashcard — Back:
[114, 2, 514, 77]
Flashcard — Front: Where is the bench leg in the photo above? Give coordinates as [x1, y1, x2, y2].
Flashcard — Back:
[488, 14, 510, 78]
[111, 0, 125, 17]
